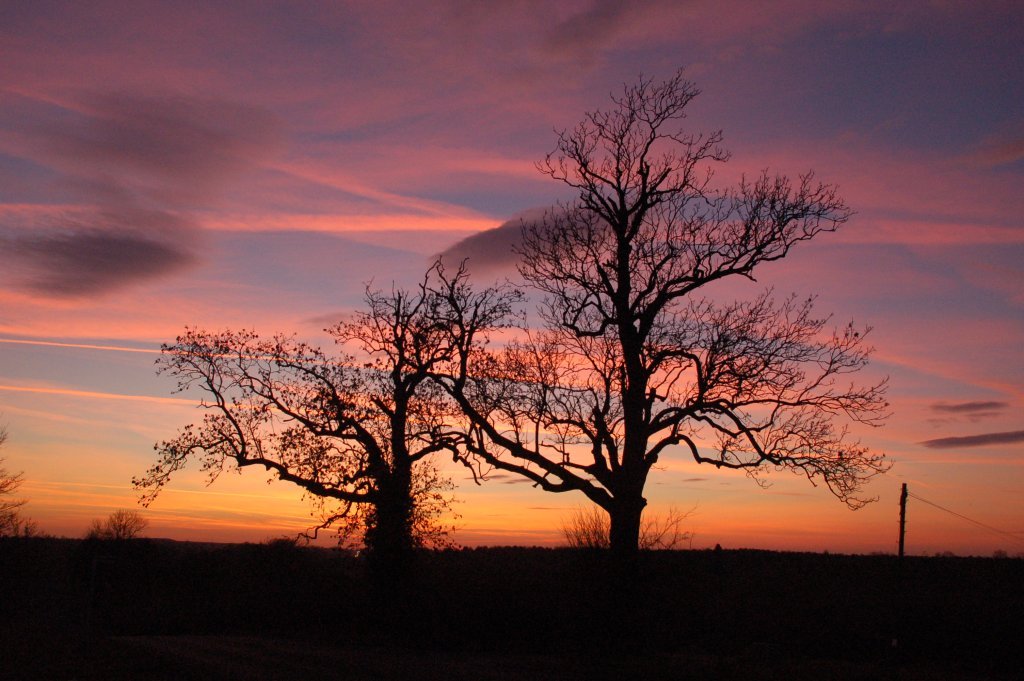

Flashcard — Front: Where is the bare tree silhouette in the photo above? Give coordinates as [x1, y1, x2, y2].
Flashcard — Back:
[437, 70, 890, 555]
[0, 427, 36, 537]
[86, 508, 148, 540]
[137, 264, 507, 562]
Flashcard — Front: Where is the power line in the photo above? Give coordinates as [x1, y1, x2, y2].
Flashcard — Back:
[907, 492, 1024, 546]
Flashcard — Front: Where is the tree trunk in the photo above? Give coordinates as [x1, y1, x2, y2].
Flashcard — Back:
[607, 493, 645, 650]
[366, 465, 414, 562]
[608, 494, 645, 555]
[366, 462, 419, 645]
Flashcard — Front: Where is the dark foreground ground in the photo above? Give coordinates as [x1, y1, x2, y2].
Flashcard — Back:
[2, 538, 1021, 680]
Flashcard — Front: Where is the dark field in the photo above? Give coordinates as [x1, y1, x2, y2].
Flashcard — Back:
[2, 538, 1021, 680]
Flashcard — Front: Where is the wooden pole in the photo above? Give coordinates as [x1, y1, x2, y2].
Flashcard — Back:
[898, 483, 908, 559]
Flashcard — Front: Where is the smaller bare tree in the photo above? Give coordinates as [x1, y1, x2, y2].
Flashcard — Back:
[137, 262, 514, 562]
[86, 509, 148, 540]
[562, 506, 693, 550]
[562, 506, 611, 549]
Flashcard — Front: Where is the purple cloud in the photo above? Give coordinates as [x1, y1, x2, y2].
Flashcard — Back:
[930, 401, 1009, 416]
[920, 430, 1024, 450]
[926, 401, 1011, 426]
[4, 229, 195, 297]
[1, 93, 282, 296]
[41, 93, 282, 203]
[542, 0, 642, 63]
[966, 134, 1024, 169]
[439, 206, 568, 274]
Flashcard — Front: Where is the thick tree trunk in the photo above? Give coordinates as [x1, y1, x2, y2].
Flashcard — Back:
[608, 494, 645, 555]
[366, 462, 420, 645]
[366, 465, 414, 562]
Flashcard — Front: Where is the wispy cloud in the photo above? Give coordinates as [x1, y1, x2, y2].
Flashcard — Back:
[440, 216, 524, 273]
[0, 338, 160, 354]
[0, 92, 282, 297]
[541, 0, 642, 64]
[439, 206, 568, 274]
[4, 229, 195, 297]
[920, 430, 1024, 450]
[925, 400, 1015, 427]
[930, 401, 1009, 417]
[966, 134, 1024, 169]
[40, 93, 281, 194]
[0, 383, 194, 406]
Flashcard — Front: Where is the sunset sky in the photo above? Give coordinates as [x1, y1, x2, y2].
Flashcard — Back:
[1, 1, 1021, 555]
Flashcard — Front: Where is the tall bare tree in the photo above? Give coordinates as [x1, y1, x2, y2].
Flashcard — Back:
[136, 264, 477, 561]
[438, 70, 889, 554]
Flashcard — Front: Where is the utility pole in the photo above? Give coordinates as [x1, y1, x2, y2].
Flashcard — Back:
[898, 483, 908, 559]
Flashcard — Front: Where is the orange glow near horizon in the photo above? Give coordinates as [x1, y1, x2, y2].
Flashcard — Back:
[2, 321, 1020, 556]
[17, 465, 1017, 556]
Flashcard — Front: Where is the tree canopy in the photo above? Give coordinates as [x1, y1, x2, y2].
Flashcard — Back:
[436, 70, 889, 554]
[136, 265, 509, 558]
